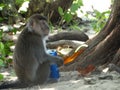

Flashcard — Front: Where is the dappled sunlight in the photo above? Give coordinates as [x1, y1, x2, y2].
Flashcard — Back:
[18, 1, 29, 12]
[13, 22, 25, 28]
[12, 32, 20, 40]
[0, 70, 17, 80]
[0, 25, 13, 32]
[1, 71, 10, 77]
[70, 80, 81, 84]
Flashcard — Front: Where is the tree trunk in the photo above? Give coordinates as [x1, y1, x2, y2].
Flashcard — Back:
[27, 0, 73, 23]
[61, 0, 120, 71]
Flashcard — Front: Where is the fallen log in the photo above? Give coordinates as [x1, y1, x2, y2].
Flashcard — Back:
[47, 31, 89, 42]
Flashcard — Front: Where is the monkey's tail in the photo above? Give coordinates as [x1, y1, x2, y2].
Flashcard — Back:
[0, 80, 28, 89]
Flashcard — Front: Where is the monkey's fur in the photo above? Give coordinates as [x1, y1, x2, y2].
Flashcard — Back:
[0, 14, 63, 89]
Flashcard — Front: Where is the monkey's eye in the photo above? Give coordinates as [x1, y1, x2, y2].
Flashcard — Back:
[39, 20, 49, 30]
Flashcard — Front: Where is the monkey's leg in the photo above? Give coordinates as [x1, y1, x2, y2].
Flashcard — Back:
[24, 59, 39, 85]
[35, 62, 50, 84]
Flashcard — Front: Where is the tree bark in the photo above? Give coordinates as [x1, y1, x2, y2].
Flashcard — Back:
[61, 0, 120, 71]
[112, 48, 120, 66]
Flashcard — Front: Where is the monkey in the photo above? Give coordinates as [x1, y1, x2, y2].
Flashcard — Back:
[0, 14, 63, 89]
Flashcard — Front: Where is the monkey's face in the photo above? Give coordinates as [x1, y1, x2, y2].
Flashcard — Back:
[27, 14, 50, 37]
[39, 20, 50, 36]
[31, 19, 50, 37]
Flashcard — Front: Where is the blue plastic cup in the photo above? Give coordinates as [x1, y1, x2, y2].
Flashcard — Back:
[47, 50, 60, 80]
[50, 64, 60, 79]
[47, 50, 57, 56]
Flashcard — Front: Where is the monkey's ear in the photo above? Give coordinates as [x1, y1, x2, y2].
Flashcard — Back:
[27, 21, 34, 32]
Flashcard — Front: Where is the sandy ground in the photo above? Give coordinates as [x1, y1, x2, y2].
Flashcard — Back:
[1, 67, 120, 90]
[1, 70, 118, 90]
[16, 70, 120, 90]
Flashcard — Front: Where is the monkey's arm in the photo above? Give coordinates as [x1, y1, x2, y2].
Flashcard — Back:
[45, 54, 63, 67]
[33, 52, 63, 67]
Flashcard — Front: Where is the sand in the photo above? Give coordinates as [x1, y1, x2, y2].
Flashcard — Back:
[19, 71, 120, 90]
[1, 67, 120, 90]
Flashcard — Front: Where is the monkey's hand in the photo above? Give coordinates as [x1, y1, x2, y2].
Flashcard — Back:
[46, 54, 63, 67]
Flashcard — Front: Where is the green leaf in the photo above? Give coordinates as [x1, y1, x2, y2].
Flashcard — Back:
[16, 0, 25, 5]
[11, 28, 17, 34]
[77, 0, 83, 6]
[58, 7, 64, 16]
[6, 59, 12, 63]
[0, 3, 5, 10]
[64, 13, 73, 23]
[0, 30, 3, 39]
[70, 3, 79, 13]
[0, 74, 4, 80]
[70, 25, 81, 31]
[0, 17, 4, 22]
[0, 42, 4, 50]
[0, 59, 4, 66]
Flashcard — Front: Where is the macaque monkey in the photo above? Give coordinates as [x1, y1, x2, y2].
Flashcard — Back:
[0, 14, 63, 89]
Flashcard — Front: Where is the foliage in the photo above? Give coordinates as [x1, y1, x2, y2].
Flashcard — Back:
[0, 30, 14, 67]
[90, 10, 110, 32]
[58, 0, 83, 24]
[0, 0, 29, 24]
[0, 0, 25, 68]
[0, 1, 16, 23]
[0, 74, 4, 80]
[0, 3, 6, 22]
[0, 0, 28, 68]
[0, 3, 5, 11]
[16, 0, 29, 6]
[69, 23, 81, 31]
